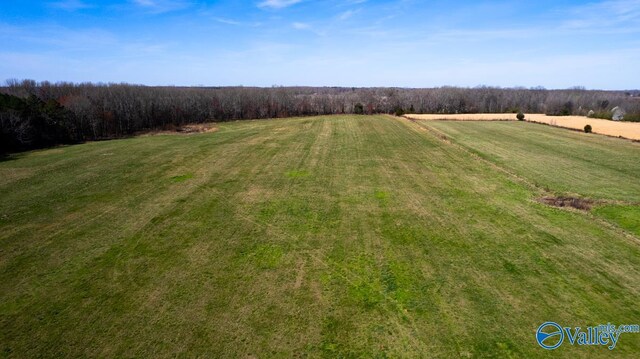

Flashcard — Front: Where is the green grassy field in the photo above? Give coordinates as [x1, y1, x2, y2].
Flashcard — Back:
[1, 115, 639, 357]
[420, 120, 640, 239]
[421, 120, 640, 201]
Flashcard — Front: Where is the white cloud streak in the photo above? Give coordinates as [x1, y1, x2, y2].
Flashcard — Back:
[337, 9, 358, 21]
[258, 0, 303, 10]
[214, 17, 262, 27]
[131, 0, 191, 14]
[562, 0, 640, 30]
[292, 22, 310, 29]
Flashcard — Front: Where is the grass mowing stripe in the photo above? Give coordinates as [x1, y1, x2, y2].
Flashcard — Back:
[1, 115, 639, 357]
[419, 119, 640, 242]
[421, 120, 640, 201]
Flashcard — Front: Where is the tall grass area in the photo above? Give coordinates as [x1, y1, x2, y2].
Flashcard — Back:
[1, 115, 639, 357]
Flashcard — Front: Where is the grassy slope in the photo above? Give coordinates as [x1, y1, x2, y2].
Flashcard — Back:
[421, 120, 640, 243]
[421, 120, 640, 201]
[1, 116, 639, 357]
[593, 205, 640, 237]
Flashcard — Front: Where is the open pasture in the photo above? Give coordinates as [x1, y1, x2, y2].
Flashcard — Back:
[1, 115, 639, 357]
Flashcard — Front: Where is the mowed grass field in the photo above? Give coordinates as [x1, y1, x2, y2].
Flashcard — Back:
[1, 115, 639, 357]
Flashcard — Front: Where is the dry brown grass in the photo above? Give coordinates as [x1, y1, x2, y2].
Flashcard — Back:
[404, 113, 517, 121]
[137, 123, 218, 136]
[404, 113, 640, 140]
[178, 123, 219, 134]
[525, 114, 640, 140]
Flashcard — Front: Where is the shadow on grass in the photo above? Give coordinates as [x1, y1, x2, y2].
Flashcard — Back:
[0, 153, 16, 163]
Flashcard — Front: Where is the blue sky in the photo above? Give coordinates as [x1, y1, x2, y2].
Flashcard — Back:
[1, 0, 639, 89]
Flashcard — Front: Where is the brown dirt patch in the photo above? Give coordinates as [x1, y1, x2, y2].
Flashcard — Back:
[539, 196, 594, 210]
[137, 123, 218, 136]
[294, 260, 305, 289]
[177, 123, 219, 134]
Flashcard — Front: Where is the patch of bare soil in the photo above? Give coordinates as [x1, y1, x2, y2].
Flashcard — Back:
[539, 196, 594, 210]
[177, 123, 219, 134]
[137, 123, 218, 136]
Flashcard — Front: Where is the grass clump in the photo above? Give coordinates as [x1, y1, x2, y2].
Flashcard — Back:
[286, 170, 309, 178]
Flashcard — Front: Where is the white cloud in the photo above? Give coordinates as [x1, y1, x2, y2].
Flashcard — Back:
[258, 0, 303, 10]
[215, 17, 242, 26]
[292, 22, 310, 29]
[337, 10, 358, 21]
[133, 0, 155, 6]
[563, 0, 640, 30]
[131, 0, 191, 14]
[214, 17, 262, 27]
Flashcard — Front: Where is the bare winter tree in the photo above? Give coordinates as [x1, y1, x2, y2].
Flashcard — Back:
[1, 80, 638, 152]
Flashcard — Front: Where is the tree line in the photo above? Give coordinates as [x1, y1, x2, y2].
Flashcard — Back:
[2, 79, 639, 152]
